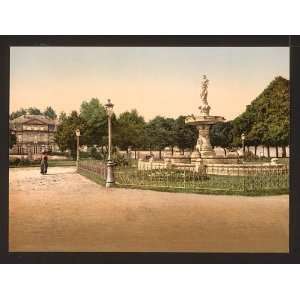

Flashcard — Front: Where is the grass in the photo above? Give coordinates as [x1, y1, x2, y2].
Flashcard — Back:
[78, 168, 106, 186]
[9, 160, 76, 168]
[78, 168, 288, 196]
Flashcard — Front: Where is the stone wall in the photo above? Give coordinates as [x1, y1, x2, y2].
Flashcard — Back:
[205, 163, 288, 176]
[137, 158, 288, 177]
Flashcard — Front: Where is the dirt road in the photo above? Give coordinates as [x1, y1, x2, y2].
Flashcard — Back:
[9, 166, 289, 252]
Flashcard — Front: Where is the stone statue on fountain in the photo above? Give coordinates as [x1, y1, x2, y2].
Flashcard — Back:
[185, 75, 225, 163]
[199, 75, 211, 116]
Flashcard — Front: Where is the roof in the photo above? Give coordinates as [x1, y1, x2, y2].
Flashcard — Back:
[10, 114, 58, 125]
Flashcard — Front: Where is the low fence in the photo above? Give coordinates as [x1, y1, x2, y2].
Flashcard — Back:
[78, 160, 107, 181]
[77, 160, 289, 194]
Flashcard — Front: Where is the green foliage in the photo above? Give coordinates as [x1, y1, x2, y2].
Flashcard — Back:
[210, 122, 233, 154]
[79, 98, 108, 146]
[12, 76, 288, 159]
[9, 157, 32, 166]
[9, 132, 16, 149]
[115, 109, 146, 151]
[211, 76, 289, 153]
[10, 108, 27, 120]
[44, 106, 57, 119]
[58, 112, 67, 122]
[27, 107, 42, 115]
[174, 116, 198, 151]
[145, 116, 176, 152]
[112, 152, 130, 166]
[231, 76, 289, 148]
[90, 146, 103, 160]
[54, 111, 87, 160]
[10, 106, 57, 120]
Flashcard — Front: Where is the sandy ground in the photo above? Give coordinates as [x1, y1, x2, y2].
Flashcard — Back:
[9, 166, 289, 252]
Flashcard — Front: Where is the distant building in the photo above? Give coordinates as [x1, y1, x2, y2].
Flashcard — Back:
[10, 114, 59, 155]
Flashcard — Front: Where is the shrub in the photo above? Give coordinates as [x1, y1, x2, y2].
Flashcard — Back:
[243, 151, 260, 162]
[90, 146, 103, 160]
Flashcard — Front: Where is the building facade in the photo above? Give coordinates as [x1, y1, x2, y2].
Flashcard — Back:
[10, 114, 59, 155]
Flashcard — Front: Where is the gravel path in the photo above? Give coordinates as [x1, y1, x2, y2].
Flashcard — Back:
[9, 166, 289, 252]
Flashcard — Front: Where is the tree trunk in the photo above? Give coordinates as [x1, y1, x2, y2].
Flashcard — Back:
[159, 150, 162, 160]
[134, 150, 137, 160]
[182, 149, 185, 155]
[267, 145, 270, 158]
[275, 146, 279, 158]
[171, 146, 174, 156]
[282, 146, 286, 158]
[254, 145, 257, 156]
[223, 148, 227, 156]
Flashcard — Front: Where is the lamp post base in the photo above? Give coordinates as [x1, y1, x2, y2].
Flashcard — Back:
[106, 160, 115, 188]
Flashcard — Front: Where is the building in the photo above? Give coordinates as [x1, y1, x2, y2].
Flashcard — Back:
[10, 114, 59, 155]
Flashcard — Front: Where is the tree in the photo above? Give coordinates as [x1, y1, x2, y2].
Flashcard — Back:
[174, 116, 198, 153]
[10, 108, 27, 120]
[54, 111, 87, 159]
[27, 107, 42, 115]
[9, 132, 16, 149]
[210, 122, 234, 155]
[145, 116, 176, 159]
[231, 76, 289, 157]
[44, 106, 57, 119]
[115, 109, 146, 158]
[58, 111, 67, 122]
[79, 98, 108, 147]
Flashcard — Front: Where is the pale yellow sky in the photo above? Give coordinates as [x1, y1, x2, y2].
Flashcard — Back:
[10, 47, 289, 121]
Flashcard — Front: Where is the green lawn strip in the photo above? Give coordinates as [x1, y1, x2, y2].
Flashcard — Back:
[78, 168, 288, 196]
[78, 169, 106, 186]
[10, 160, 76, 168]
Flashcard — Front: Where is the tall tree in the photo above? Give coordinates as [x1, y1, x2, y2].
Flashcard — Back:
[231, 76, 289, 157]
[54, 111, 87, 159]
[145, 116, 176, 159]
[27, 107, 42, 115]
[79, 98, 108, 147]
[58, 111, 67, 122]
[10, 108, 27, 120]
[174, 116, 198, 153]
[116, 109, 146, 157]
[210, 122, 234, 156]
[44, 106, 57, 119]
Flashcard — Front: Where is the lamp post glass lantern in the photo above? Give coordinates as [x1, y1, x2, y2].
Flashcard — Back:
[105, 99, 115, 187]
[241, 133, 246, 158]
[75, 129, 80, 170]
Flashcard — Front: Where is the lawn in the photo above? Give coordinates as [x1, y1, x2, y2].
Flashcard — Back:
[79, 167, 289, 196]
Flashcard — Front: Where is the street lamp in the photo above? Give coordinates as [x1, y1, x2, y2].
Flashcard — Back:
[34, 135, 38, 155]
[105, 99, 115, 187]
[241, 133, 246, 159]
[75, 129, 81, 170]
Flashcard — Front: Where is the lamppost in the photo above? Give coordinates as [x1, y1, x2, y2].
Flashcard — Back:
[34, 135, 38, 155]
[105, 99, 115, 187]
[75, 129, 80, 170]
[241, 133, 246, 159]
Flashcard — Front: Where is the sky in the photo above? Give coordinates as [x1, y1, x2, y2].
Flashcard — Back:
[10, 47, 289, 121]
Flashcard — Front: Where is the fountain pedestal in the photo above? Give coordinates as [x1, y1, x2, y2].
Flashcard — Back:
[186, 115, 225, 161]
[197, 124, 215, 157]
[185, 75, 226, 163]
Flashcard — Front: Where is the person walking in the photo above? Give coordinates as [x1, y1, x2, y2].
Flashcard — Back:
[40, 151, 48, 175]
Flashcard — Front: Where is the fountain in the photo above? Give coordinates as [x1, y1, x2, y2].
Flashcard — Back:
[185, 75, 239, 164]
[137, 75, 287, 178]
